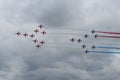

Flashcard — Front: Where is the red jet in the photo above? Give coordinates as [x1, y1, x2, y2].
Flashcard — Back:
[23, 33, 28, 37]
[40, 40, 45, 45]
[41, 31, 46, 35]
[34, 29, 39, 33]
[36, 44, 41, 48]
[38, 24, 44, 29]
[33, 39, 38, 43]
[16, 32, 21, 36]
[30, 34, 35, 38]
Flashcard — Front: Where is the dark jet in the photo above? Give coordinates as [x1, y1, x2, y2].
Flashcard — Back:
[94, 34, 98, 38]
[40, 40, 45, 45]
[92, 45, 96, 49]
[23, 33, 28, 37]
[33, 39, 38, 43]
[16, 32, 21, 36]
[91, 30, 95, 34]
[41, 31, 46, 35]
[30, 34, 35, 38]
[38, 24, 44, 29]
[84, 34, 88, 38]
[78, 39, 82, 43]
[36, 44, 41, 48]
[34, 29, 39, 33]
[82, 44, 86, 49]
[85, 50, 89, 54]
[70, 38, 75, 42]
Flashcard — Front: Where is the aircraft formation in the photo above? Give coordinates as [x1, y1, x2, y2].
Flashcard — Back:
[69, 29, 120, 54]
[16, 24, 120, 55]
[16, 24, 46, 48]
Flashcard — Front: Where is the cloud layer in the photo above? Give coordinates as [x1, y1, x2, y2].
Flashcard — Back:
[0, 0, 120, 80]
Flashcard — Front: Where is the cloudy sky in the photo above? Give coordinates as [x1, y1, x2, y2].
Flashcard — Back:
[1, 0, 120, 80]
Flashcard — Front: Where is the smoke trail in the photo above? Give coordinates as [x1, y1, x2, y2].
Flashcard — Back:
[48, 32, 80, 35]
[96, 46, 120, 49]
[98, 35, 120, 38]
[95, 41, 119, 45]
[44, 45, 81, 49]
[96, 31, 120, 34]
[88, 50, 120, 54]
[47, 32, 84, 36]
[44, 27, 89, 31]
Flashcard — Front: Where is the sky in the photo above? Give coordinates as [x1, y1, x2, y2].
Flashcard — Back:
[1, 0, 120, 80]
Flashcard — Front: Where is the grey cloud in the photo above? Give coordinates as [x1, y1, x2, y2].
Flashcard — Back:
[0, 0, 120, 80]
[40, 1, 73, 27]
[0, 0, 81, 28]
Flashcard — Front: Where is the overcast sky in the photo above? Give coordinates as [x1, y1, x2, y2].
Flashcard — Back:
[1, 0, 120, 80]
